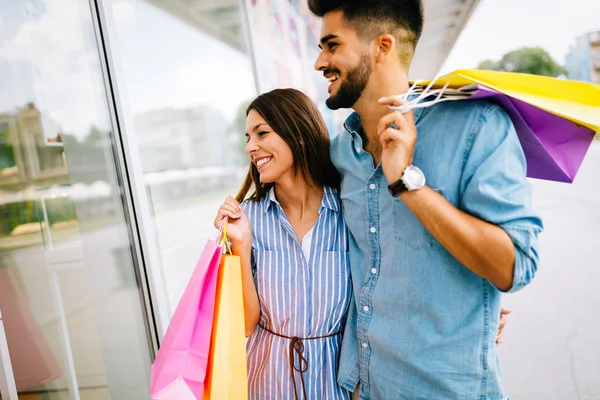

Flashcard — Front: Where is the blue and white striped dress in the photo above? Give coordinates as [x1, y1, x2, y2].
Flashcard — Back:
[242, 186, 352, 400]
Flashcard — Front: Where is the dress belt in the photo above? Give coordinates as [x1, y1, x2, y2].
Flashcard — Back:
[258, 323, 343, 400]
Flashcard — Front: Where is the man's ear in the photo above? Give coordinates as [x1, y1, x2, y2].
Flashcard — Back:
[375, 34, 396, 62]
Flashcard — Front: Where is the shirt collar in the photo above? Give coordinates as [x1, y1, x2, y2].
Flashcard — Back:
[263, 186, 339, 213]
[262, 187, 278, 211]
[342, 94, 424, 136]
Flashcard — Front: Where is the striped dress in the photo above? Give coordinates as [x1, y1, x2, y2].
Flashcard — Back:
[242, 186, 352, 400]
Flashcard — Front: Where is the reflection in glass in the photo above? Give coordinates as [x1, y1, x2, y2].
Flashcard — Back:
[0, 0, 152, 399]
[107, 0, 257, 321]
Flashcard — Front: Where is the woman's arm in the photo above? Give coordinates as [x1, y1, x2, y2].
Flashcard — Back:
[214, 195, 261, 337]
[232, 240, 261, 337]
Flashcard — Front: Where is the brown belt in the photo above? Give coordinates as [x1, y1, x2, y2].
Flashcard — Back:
[258, 324, 343, 400]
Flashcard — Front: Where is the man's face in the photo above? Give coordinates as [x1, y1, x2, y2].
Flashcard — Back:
[314, 11, 373, 110]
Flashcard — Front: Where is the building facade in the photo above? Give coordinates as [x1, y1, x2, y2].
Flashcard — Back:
[566, 30, 600, 84]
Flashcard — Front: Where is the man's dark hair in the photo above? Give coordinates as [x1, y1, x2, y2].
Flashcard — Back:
[309, 0, 424, 64]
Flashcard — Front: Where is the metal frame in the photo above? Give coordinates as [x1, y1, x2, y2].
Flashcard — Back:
[49, 270, 81, 400]
[87, 0, 262, 352]
[411, 0, 482, 78]
[87, 0, 168, 355]
[238, 0, 261, 96]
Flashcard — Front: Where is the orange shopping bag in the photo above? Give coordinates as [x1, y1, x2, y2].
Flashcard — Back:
[203, 221, 248, 400]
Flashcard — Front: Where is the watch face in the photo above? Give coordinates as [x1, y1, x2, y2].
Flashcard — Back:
[403, 166, 425, 190]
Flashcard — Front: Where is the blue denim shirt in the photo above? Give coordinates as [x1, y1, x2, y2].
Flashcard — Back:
[332, 99, 543, 400]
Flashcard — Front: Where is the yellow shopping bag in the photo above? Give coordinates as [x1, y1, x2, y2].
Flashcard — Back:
[420, 69, 600, 131]
[409, 70, 600, 182]
[203, 222, 248, 400]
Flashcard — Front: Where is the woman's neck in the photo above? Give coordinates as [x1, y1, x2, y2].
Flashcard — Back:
[274, 176, 323, 220]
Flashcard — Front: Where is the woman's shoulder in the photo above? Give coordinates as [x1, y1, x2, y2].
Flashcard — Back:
[323, 186, 342, 207]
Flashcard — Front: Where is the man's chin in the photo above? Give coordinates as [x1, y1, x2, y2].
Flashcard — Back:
[326, 95, 353, 110]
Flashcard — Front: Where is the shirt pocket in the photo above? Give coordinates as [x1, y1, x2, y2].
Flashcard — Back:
[392, 187, 445, 251]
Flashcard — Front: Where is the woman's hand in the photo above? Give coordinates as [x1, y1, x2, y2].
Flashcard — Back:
[214, 196, 260, 337]
[214, 195, 252, 251]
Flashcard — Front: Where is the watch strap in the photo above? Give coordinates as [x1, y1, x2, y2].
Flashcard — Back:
[387, 177, 407, 196]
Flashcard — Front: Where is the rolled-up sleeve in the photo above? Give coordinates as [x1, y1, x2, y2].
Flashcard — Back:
[459, 103, 544, 293]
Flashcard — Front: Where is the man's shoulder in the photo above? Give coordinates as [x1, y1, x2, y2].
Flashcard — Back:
[417, 98, 514, 147]
[330, 129, 356, 171]
[420, 98, 511, 125]
[330, 128, 353, 153]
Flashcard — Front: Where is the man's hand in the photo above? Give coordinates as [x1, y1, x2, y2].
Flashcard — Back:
[496, 307, 512, 344]
[377, 96, 418, 184]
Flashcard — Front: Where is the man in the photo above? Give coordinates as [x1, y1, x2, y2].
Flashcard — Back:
[309, 0, 543, 399]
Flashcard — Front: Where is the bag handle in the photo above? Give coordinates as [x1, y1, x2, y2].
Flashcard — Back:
[216, 217, 233, 255]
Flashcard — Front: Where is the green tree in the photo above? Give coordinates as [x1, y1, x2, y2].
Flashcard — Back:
[477, 47, 567, 77]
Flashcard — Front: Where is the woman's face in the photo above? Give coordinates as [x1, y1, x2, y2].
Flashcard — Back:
[245, 109, 294, 184]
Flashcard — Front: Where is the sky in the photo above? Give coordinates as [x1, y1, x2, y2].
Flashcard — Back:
[441, 0, 600, 73]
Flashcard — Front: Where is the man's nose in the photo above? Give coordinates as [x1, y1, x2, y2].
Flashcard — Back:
[314, 50, 329, 72]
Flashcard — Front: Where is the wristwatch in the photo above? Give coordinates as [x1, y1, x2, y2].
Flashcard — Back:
[388, 165, 426, 196]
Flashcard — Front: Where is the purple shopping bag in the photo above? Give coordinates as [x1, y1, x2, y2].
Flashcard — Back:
[467, 85, 596, 183]
[150, 227, 225, 399]
[411, 70, 600, 183]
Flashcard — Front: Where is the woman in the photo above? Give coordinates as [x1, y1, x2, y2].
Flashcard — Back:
[214, 88, 351, 400]
[214, 88, 510, 400]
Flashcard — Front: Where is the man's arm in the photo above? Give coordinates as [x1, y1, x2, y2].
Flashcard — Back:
[398, 186, 515, 291]
[377, 97, 542, 292]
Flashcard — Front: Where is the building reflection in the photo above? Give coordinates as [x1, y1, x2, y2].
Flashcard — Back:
[0, 102, 240, 242]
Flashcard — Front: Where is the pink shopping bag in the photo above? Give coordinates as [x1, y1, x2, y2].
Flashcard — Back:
[150, 223, 226, 399]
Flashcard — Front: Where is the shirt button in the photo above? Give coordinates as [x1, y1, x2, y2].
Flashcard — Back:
[363, 306, 369, 312]
[362, 342, 368, 348]
[369, 184, 376, 190]
[356, 146, 361, 153]
[371, 268, 377, 274]
[370, 227, 376, 233]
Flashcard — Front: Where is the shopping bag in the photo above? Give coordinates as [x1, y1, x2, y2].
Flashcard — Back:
[402, 69, 600, 183]
[150, 222, 227, 399]
[203, 221, 248, 400]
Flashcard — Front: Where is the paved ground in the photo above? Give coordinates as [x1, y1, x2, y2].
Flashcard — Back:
[499, 141, 600, 399]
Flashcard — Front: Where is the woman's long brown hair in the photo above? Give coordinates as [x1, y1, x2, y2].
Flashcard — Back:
[235, 88, 340, 203]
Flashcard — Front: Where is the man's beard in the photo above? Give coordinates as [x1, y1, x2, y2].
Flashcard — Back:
[325, 53, 372, 110]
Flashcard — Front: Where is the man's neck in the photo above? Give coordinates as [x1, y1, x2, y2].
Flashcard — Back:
[353, 68, 410, 160]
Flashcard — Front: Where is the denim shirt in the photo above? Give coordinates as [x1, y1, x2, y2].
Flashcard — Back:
[332, 99, 543, 400]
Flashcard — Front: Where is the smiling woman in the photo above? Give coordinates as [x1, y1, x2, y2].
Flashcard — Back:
[213, 88, 350, 400]
[235, 88, 340, 203]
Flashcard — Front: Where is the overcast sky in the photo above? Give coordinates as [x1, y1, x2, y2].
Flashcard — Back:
[441, 0, 600, 73]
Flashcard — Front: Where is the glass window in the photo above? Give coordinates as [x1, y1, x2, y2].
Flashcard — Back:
[104, 0, 257, 329]
[0, 0, 153, 398]
[244, 0, 349, 134]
